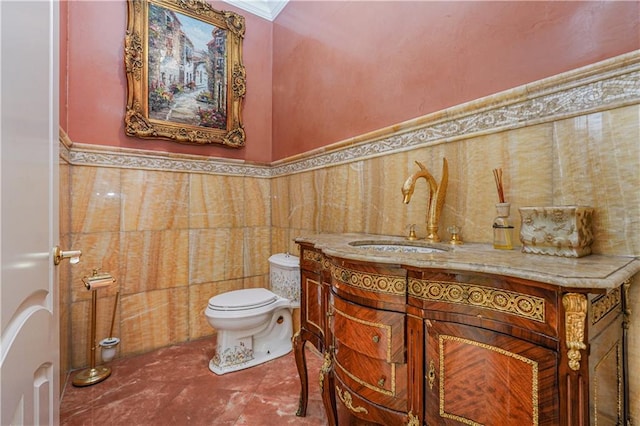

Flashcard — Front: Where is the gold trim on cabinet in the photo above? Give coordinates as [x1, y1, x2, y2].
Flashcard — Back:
[591, 287, 621, 325]
[563, 293, 587, 371]
[407, 411, 420, 426]
[336, 385, 369, 414]
[331, 264, 406, 295]
[438, 335, 539, 426]
[335, 359, 396, 397]
[319, 351, 332, 392]
[333, 306, 394, 362]
[302, 250, 323, 264]
[409, 279, 546, 322]
[428, 359, 436, 390]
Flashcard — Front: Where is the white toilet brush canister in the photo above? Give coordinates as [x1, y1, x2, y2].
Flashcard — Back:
[100, 291, 120, 363]
[72, 270, 116, 387]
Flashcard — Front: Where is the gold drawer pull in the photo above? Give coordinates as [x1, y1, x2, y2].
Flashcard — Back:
[377, 377, 386, 387]
[428, 360, 436, 390]
[372, 335, 380, 343]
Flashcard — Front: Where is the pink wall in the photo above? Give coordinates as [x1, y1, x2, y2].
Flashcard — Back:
[272, 1, 640, 160]
[64, 0, 273, 163]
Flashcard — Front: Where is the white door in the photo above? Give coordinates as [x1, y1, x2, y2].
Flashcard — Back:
[1, 1, 60, 425]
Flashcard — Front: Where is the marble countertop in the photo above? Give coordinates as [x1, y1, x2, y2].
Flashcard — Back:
[295, 233, 640, 290]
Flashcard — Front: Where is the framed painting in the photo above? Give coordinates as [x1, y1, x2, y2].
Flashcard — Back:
[124, 0, 246, 147]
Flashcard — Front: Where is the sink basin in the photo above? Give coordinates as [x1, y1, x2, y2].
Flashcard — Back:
[349, 240, 448, 254]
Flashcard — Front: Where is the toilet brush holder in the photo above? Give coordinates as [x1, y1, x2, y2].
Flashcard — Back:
[99, 337, 120, 363]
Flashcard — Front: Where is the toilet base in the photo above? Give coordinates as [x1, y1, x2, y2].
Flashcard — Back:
[208, 344, 292, 375]
[208, 307, 293, 375]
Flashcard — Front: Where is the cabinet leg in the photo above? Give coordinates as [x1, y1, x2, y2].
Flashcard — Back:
[320, 351, 338, 426]
[294, 330, 309, 417]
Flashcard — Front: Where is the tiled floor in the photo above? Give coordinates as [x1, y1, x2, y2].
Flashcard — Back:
[60, 338, 328, 425]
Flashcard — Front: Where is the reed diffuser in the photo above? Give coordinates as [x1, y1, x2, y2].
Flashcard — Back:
[492, 168, 514, 250]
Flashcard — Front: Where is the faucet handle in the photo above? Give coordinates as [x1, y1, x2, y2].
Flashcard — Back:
[448, 225, 463, 245]
[407, 224, 418, 241]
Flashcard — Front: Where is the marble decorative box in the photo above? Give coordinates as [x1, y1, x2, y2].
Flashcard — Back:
[518, 206, 594, 258]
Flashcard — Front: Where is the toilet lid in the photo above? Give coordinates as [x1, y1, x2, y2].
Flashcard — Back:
[208, 288, 279, 311]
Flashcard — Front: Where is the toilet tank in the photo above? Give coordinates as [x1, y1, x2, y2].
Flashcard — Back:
[268, 253, 300, 308]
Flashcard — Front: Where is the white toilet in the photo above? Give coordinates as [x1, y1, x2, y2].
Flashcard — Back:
[205, 253, 300, 375]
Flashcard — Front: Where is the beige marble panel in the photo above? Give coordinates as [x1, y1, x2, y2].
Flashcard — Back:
[188, 279, 244, 340]
[271, 226, 295, 257]
[316, 165, 342, 233]
[438, 126, 555, 245]
[59, 235, 72, 379]
[189, 228, 245, 284]
[362, 153, 410, 237]
[71, 166, 121, 233]
[317, 162, 366, 234]
[244, 226, 271, 277]
[70, 294, 121, 369]
[189, 173, 244, 229]
[121, 169, 189, 232]
[271, 175, 290, 228]
[243, 274, 269, 290]
[288, 170, 320, 231]
[244, 177, 271, 227]
[553, 105, 640, 256]
[120, 229, 189, 295]
[70, 231, 120, 302]
[60, 162, 71, 237]
[119, 287, 189, 356]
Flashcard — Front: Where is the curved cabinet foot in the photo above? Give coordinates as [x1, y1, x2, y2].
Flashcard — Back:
[293, 330, 309, 417]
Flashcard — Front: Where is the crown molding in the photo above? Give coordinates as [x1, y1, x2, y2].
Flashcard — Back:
[221, 0, 288, 21]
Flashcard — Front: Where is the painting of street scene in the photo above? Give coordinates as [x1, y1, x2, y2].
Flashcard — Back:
[147, 3, 227, 129]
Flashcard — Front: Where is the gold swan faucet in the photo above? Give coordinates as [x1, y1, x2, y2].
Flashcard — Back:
[401, 158, 448, 242]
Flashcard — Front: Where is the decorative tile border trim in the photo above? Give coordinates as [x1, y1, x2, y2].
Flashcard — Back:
[64, 51, 639, 178]
[65, 144, 271, 177]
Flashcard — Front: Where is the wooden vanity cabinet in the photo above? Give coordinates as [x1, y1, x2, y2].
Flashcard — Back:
[294, 240, 631, 426]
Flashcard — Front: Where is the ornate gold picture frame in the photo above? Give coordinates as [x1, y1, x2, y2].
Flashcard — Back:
[124, 0, 246, 147]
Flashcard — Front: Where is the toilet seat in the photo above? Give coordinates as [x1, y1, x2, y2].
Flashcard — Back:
[208, 288, 279, 312]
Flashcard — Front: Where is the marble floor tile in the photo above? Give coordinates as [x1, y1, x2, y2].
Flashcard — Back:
[61, 338, 327, 426]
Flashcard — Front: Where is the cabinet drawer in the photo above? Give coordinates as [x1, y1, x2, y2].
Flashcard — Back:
[334, 375, 407, 425]
[407, 269, 559, 341]
[332, 294, 405, 363]
[334, 344, 407, 412]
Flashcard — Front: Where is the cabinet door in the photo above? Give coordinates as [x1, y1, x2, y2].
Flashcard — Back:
[301, 269, 325, 341]
[425, 320, 559, 425]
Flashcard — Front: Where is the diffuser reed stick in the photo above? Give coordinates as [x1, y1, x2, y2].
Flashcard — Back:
[493, 168, 505, 203]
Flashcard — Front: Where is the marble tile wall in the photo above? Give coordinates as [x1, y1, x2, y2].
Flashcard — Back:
[65, 168, 273, 369]
[275, 106, 639, 256]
